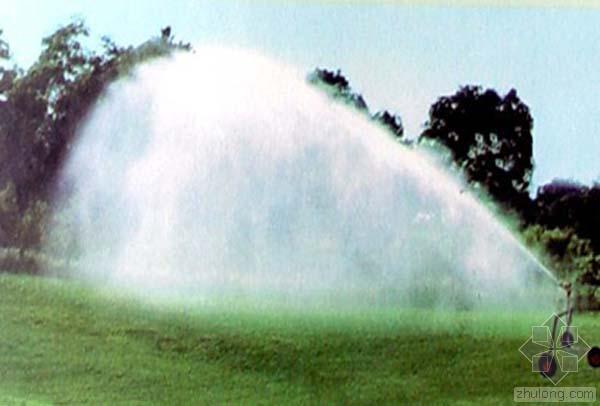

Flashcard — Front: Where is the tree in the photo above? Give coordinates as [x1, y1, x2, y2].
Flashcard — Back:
[308, 68, 407, 143]
[372, 110, 404, 139]
[0, 29, 19, 101]
[0, 31, 22, 246]
[420, 86, 534, 214]
[523, 224, 600, 310]
[533, 179, 600, 251]
[6, 20, 95, 201]
[308, 68, 368, 112]
[0, 21, 192, 253]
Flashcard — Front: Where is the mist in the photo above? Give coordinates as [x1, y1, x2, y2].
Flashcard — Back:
[47, 46, 560, 311]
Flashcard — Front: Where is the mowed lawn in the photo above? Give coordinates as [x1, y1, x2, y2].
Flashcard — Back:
[0, 273, 598, 404]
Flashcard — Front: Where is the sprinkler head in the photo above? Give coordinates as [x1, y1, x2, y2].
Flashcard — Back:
[588, 346, 600, 368]
[560, 281, 572, 294]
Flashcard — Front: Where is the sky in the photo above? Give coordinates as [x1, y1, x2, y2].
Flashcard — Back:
[1, 1, 599, 190]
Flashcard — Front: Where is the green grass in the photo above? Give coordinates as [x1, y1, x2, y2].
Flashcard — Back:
[0, 273, 598, 404]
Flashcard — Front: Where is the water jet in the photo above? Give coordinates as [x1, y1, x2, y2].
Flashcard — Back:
[49, 47, 560, 311]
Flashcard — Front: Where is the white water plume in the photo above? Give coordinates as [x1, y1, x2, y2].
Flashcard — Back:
[49, 46, 560, 310]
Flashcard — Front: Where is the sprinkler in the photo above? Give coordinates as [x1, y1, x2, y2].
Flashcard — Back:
[539, 281, 600, 378]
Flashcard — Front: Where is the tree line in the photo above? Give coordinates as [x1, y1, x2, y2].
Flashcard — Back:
[0, 20, 597, 309]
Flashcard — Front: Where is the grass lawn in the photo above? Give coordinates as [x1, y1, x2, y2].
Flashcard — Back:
[0, 273, 598, 404]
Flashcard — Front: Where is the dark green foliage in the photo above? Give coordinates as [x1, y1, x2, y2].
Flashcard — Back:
[532, 180, 600, 251]
[7, 20, 95, 201]
[0, 30, 19, 98]
[308, 68, 406, 143]
[308, 68, 368, 112]
[525, 179, 600, 309]
[0, 20, 191, 256]
[420, 86, 534, 214]
[372, 110, 404, 139]
[523, 225, 599, 310]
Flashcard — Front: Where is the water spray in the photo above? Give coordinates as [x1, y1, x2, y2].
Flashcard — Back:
[51, 47, 566, 312]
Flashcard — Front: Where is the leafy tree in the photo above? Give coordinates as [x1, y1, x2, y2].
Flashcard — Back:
[0, 32, 22, 246]
[308, 68, 407, 143]
[532, 179, 600, 251]
[0, 29, 19, 100]
[372, 110, 404, 139]
[5, 20, 97, 203]
[308, 68, 368, 112]
[420, 86, 534, 214]
[0, 20, 191, 254]
[523, 225, 600, 310]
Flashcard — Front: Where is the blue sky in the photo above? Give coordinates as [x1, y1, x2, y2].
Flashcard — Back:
[2, 1, 599, 190]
